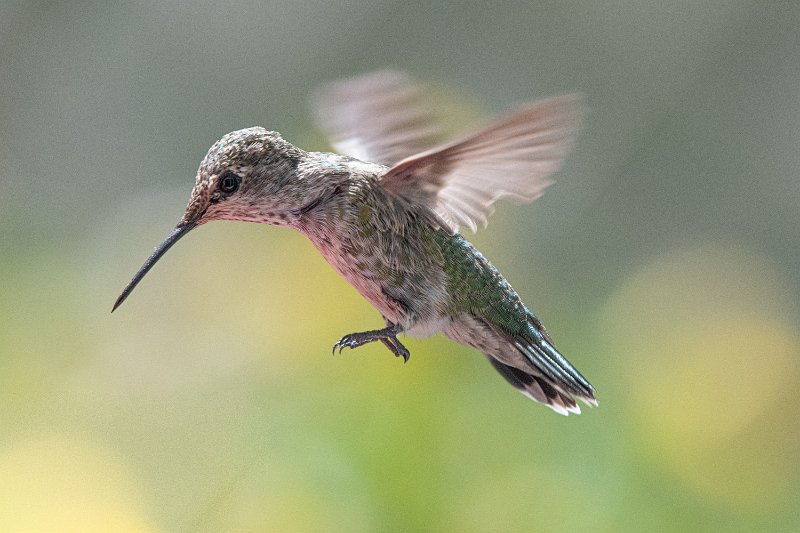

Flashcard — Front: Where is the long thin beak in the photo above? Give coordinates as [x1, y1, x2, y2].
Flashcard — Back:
[112, 220, 197, 312]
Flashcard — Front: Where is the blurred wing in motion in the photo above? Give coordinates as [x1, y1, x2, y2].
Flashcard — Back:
[312, 70, 443, 166]
[382, 95, 584, 233]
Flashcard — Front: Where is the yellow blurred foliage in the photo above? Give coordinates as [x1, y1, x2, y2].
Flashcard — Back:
[0, 433, 156, 532]
[598, 241, 800, 510]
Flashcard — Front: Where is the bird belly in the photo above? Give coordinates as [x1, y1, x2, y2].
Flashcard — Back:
[405, 316, 451, 338]
[303, 232, 448, 335]
[309, 240, 409, 325]
[297, 188, 448, 335]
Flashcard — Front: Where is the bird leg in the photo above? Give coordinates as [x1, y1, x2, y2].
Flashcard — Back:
[333, 323, 410, 362]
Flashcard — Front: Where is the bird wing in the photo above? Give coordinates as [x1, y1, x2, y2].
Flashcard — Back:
[381, 95, 583, 233]
[312, 69, 443, 166]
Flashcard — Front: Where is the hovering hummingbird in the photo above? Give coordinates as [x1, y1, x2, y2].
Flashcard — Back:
[113, 70, 596, 415]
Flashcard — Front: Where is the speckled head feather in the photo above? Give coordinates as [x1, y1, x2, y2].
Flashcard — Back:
[182, 127, 306, 226]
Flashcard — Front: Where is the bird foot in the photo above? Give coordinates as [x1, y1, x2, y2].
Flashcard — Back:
[333, 325, 410, 363]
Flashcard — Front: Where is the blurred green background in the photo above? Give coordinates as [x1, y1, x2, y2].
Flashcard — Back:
[1, 1, 799, 531]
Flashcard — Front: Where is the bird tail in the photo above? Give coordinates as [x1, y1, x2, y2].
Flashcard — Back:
[484, 317, 597, 415]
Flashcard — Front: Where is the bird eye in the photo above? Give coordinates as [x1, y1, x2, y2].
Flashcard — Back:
[219, 171, 240, 194]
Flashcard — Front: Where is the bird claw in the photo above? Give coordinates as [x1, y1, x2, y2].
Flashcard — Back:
[382, 336, 411, 363]
[332, 334, 364, 354]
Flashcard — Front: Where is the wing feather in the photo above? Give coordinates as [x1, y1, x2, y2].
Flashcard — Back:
[312, 69, 442, 166]
[382, 95, 584, 232]
[313, 70, 583, 233]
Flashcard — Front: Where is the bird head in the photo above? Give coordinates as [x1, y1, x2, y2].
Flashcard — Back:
[112, 127, 306, 311]
[187, 127, 307, 225]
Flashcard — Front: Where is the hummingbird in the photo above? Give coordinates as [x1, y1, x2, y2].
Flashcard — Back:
[113, 70, 596, 415]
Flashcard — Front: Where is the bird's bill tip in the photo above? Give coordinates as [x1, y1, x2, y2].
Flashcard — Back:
[111, 293, 125, 313]
[111, 221, 197, 313]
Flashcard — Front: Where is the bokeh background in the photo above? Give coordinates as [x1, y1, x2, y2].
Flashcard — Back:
[2, 1, 799, 531]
